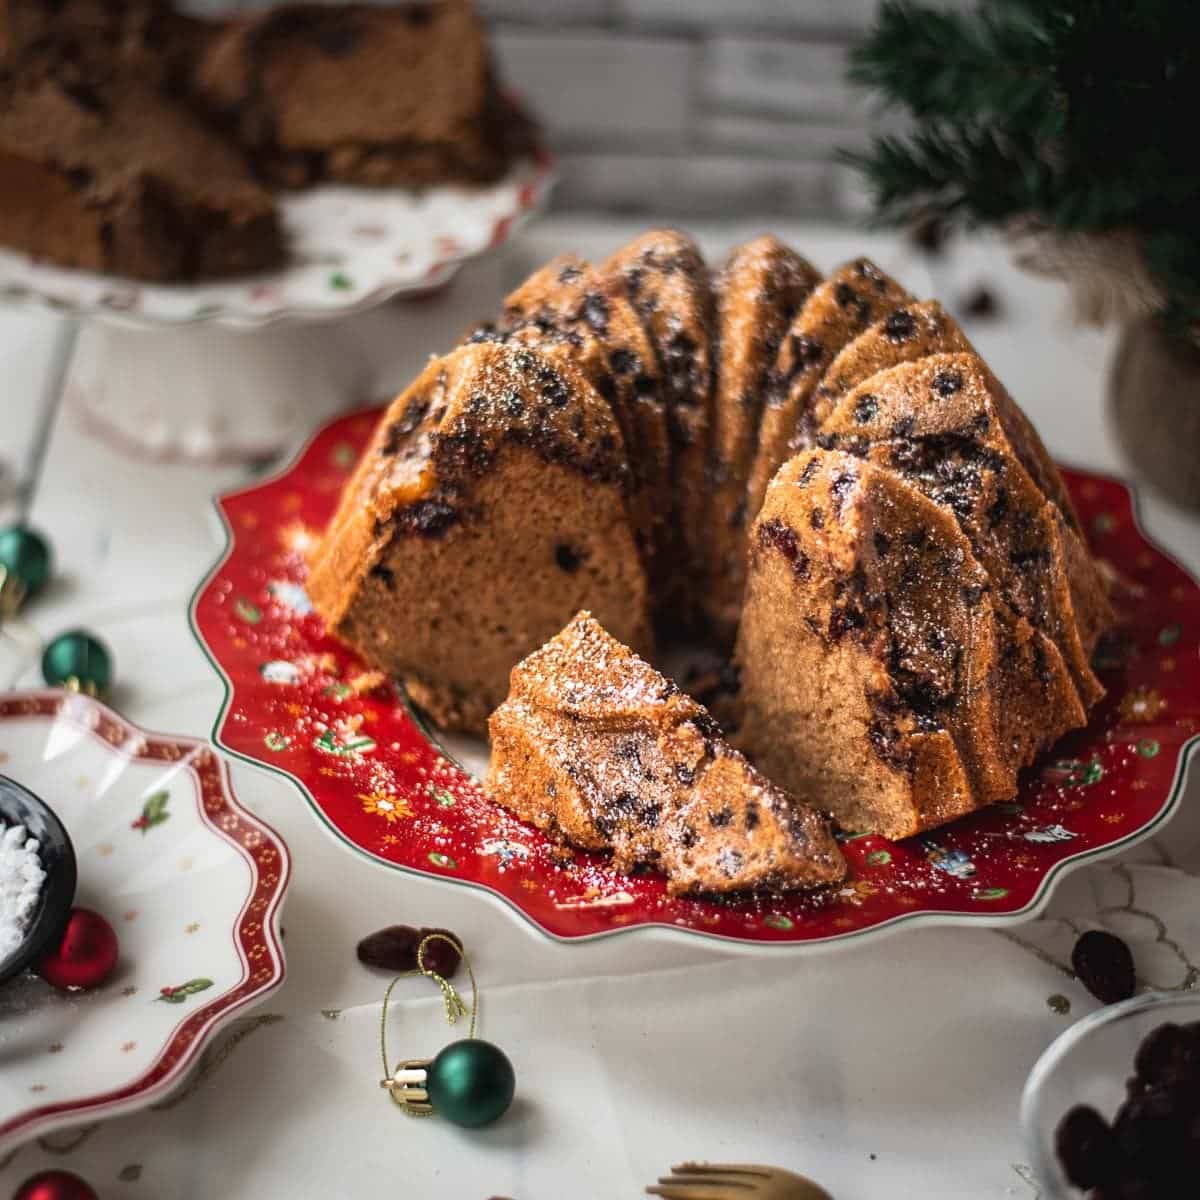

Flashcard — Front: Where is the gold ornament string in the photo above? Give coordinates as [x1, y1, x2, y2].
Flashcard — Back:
[378, 933, 477, 1115]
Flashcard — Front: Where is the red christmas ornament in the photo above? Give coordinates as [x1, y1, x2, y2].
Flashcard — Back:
[35, 907, 119, 991]
[13, 1170, 98, 1200]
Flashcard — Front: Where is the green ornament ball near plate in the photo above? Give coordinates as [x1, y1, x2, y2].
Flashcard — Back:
[0, 525, 52, 599]
[42, 631, 113, 696]
[425, 1039, 515, 1128]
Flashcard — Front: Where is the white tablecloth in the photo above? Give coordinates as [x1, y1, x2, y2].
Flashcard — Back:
[0, 219, 1197, 1199]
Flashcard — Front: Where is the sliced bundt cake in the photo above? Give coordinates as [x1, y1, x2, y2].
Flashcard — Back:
[602, 229, 714, 628]
[746, 259, 911, 522]
[815, 351, 1112, 706]
[734, 450, 1086, 839]
[307, 342, 651, 735]
[486, 611, 846, 894]
[701, 236, 820, 643]
[469, 254, 674, 596]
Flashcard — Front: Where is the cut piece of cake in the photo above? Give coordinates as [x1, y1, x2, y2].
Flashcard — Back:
[486, 611, 846, 895]
[815, 352, 1112, 707]
[747, 259, 911, 522]
[306, 342, 652, 735]
[190, 0, 533, 188]
[701, 236, 820, 644]
[470, 254, 674, 594]
[601, 229, 714, 628]
[735, 449, 1086, 839]
[0, 67, 282, 280]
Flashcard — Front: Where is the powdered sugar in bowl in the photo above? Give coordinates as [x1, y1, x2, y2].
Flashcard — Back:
[0, 775, 76, 986]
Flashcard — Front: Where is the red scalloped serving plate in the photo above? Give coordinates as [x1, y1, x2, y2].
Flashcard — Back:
[191, 407, 1200, 948]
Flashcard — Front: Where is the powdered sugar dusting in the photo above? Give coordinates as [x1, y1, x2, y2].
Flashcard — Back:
[0, 823, 46, 961]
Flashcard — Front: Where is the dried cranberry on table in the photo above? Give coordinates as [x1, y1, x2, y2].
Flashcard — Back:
[356, 924, 461, 977]
[1071, 930, 1137, 1005]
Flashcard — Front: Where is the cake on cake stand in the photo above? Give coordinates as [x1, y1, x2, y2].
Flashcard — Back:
[0, 156, 553, 463]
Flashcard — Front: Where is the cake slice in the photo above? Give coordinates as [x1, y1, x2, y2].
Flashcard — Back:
[735, 450, 1078, 838]
[601, 229, 714, 627]
[0, 66, 282, 280]
[189, 0, 533, 188]
[306, 342, 651, 735]
[815, 352, 1112, 706]
[746, 259, 912, 522]
[469, 254, 674, 594]
[701, 236, 820, 643]
[486, 611, 846, 895]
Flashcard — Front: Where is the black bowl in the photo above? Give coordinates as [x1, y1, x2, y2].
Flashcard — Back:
[0, 774, 77, 986]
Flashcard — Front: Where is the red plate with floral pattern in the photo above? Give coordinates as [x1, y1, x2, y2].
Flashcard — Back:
[190, 407, 1200, 947]
[0, 691, 289, 1153]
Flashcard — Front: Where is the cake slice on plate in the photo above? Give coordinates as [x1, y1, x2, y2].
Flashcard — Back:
[0, 65, 282, 281]
[189, 0, 534, 188]
[487, 611, 846, 896]
[306, 342, 651, 735]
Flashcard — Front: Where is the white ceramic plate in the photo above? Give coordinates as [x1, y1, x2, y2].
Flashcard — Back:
[0, 690, 290, 1154]
[0, 154, 554, 329]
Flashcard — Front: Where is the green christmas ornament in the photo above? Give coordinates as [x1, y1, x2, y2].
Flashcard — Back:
[42, 630, 112, 697]
[379, 933, 516, 1128]
[425, 1040, 515, 1128]
[0, 525, 52, 618]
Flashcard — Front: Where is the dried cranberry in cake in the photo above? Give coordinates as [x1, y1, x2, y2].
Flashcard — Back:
[746, 259, 911, 525]
[701, 236, 820, 645]
[602, 230, 715, 628]
[486, 612, 845, 895]
[735, 449, 1076, 838]
[817, 352, 1112, 710]
[307, 342, 652, 735]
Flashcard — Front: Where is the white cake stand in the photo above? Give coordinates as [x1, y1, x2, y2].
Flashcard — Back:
[1, 154, 554, 463]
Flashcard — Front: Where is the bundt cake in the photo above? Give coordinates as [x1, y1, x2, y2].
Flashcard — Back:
[486, 611, 846, 894]
[0, 0, 530, 279]
[306, 341, 651, 733]
[309, 226, 1112, 858]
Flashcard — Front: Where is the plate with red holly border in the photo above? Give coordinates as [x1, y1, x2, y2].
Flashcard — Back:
[0, 691, 290, 1153]
[190, 406, 1200, 949]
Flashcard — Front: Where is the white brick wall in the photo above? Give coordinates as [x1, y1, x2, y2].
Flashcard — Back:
[486, 0, 889, 216]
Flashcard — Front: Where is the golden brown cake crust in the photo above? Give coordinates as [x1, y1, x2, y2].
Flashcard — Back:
[816, 351, 1111, 707]
[736, 450, 1015, 837]
[747, 259, 911, 523]
[486, 611, 846, 894]
[602, 229, 714, 630]
[701, 236, 821, 644]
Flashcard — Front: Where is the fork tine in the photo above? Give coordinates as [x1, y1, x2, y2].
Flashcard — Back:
[673, 1163, 773, 1178]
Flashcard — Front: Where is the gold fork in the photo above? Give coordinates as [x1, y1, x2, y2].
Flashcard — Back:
[647, 1162, 834, 1200]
